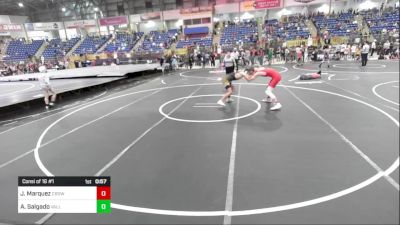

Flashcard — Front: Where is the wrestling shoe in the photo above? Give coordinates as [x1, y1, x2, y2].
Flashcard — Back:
[217, 100, 226, 106]
[270, 103, 282, 111]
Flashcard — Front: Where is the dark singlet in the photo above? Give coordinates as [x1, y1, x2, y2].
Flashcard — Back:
[223, 73, 237, 89]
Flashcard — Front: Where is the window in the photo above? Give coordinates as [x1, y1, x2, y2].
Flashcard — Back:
[201, 17, 211, 23]
[117, 4, 125, 14]
[184, 20, 192, 25]
[192, 19, 201, 24]
[145, 1, 152, 8]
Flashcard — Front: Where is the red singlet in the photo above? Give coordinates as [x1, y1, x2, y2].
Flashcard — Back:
[258, 68, 282, 88]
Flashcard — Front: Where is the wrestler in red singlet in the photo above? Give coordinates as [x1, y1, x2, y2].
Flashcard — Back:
[257, 67, 282, 88]
[245, 66, 282, 111]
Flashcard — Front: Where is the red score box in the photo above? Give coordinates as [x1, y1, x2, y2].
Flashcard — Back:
[97, 186, 111, 200]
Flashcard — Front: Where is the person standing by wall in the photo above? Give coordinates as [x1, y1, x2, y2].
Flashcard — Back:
[38, 65, 57, 110]
[351, 44, 357, 60]
[371, 40, 376, 56]
[223, 52, 235, 75]
[258, 48, 265, 66]
[210, 52, 216, 67]
[232, 49, 239, 71]
[188, 53, 193, 69]
[361, 42, 370, 66]
[250, 48, 256, 65]
[267, 48, 273, 65]
[41, 55, 45, 65]
[296, 46, 302, 65]
[323, 45, 331, 68]
[284, 47, 289, 62]
[340, 43, 346, 60]
[254, 49, 259, 65]
[383, 40, 390, 55]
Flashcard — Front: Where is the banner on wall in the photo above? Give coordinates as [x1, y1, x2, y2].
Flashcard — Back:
[130, 15, 142, 23]
[64, 20, 96, 29]
[284, 0, 326, 7]
[175, 48, 188, 55]
[180, 6, 213, 14]
[163, 9, 212, 20]
[242, 0, 282, 11]
[140, 12, 161, 21]
[25, 22, 64, 31]
[0, 24, 23, 32]
[99, 16, 128, 26]
[255, 0, 281, 9]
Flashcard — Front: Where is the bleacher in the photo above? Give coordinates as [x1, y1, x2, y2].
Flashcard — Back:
[285, 15, 310, 39]
[137, 29, 178, 52]
[265, 19, 285, 39]
[175, 26, 212, 48]
[103, 32, 143, 53]
[313, 12, 358, 37]
[176, 37, 213, 48]
[167, 29, 179, 36]
[220, 24, 257, 45]
[264, 17, 310, 41]
[3, 39, 44, 62]
[42, 37, 80, 60]
[363, 8, 399, 38]
[74, 35, 111, 55]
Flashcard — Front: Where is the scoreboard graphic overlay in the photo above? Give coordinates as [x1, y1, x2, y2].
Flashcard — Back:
[18, 177, 111, 213]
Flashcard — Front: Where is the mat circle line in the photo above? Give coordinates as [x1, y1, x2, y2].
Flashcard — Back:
[159, 94, 261, 123]
[181, 66, 288, 79]
[209, 70, 225, 74]
[332, 64, 386, 69]
[33, 83, 399, 217]
[372, 80, 399, 106]
[292, 64, 398, 73]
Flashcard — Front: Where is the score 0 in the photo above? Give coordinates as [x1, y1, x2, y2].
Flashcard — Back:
[96, 185, 111, 214]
